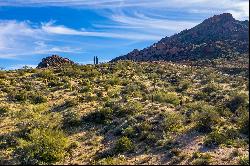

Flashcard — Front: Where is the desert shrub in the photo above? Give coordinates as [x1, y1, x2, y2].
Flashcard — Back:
[153, 91, 180, 106]
[64, 99, 78, 108]
[193, 105, 220, 133]
[108, 76, 120, 86]
[10, 90, 28, 102]
[118, 100, 143, 116]
[226, 94, 248, 112]
[192, 152, 212, 165]
[48, 79, 64, 87]
[15, 128, 70, 165]
[0, 71, 6, 79]
[63, 110, 81, 128]
[0, 106, 8, 117]
[79, 86, 92, 93]
[169, 148, 182, 157]
[37, 69, 53, 79]
[122, 126, 137, 138]
[16, 105, 62, 133]
[184, 101, 207, 121]
[237, 110, 249, 136]
[163, 111, 183, 132]
[202, 83, 218, 94]
[122, 83, 141, 95]
[94, 156, 126, 165]
[86, 107, 113, 124]
[176, 81, 190, 93]
[145, 133, 157, 145]
[135, 121, 153, 142]
[30, 93, 47, 104]
[114, 136, 134, 153]
[204, 130, 226, 147]
[239, 155, 249, 165]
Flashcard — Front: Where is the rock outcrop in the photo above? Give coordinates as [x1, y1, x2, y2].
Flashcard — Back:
[37, 55, 75, 68]
[111, 13, 249, 62]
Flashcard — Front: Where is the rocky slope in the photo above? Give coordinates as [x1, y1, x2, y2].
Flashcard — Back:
[111, 13, 249, 62]
[37, 55, 75, 68]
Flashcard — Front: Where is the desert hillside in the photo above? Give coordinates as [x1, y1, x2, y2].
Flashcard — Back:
[111, 13, 249, 62]
[0, 55, 249, 165]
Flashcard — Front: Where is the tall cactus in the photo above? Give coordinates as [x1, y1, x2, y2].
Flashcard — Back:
[94, 56, 96, 65]
[96, 56, 99, 64]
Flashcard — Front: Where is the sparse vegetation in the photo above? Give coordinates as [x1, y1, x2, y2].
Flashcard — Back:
[0, 60, 248, 165]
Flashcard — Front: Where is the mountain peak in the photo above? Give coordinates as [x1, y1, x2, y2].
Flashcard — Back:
[111, 13, 249, 62]
[37, 55, 75, 68]
[203, 13, 235, 24]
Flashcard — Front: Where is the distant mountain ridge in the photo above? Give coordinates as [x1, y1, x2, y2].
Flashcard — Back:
[111, 13, 249, 62]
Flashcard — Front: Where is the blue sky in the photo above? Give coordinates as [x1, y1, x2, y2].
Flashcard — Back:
[0, 0, 249, 70]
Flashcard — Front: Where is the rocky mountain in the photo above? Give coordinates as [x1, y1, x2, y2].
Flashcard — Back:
[111, 13, 249, 62]
[37, 55, 75, 68]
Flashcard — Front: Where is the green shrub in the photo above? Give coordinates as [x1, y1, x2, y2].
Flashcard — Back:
[153, 91, 180, 106]
[192, 152, 212, 165]
[204, 130, 226, 147]
[86, 107, 113, 124]
[48, 80, 64, 87]
[239, 155, 249, 165]
[176, 81, 190, 92]
[193, 105, 220, 133]
[227, 94, 248, 112]
[122, 126, 137, 138]
[94, 156, 126, 165]
[79, 86, 92, 93]
[16, 105, 62, 132]
[37, 69, 53, 79]
[63, 110, 81, 128]
[163, 111, 183, 132]
[237, 110, 249, 136]
[30, 94, 47, 104]
[0, 106, 8, 117]
[114, 136, 134, 153]
[16, 128, 70, 164]
[118, 100, 143, 116]
[10, 90, 28, 102]
[108, 76, 120, 86]
[202, 83, 218, 94]
[64, 99, 78, 108]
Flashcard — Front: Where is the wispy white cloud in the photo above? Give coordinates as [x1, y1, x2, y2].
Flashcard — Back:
[41, 21, 163, 40]
[109, 12, 199, 32]
[0, 0, 248, 19]
[0, 20, 86, 59]
[0, 20, 163, 59]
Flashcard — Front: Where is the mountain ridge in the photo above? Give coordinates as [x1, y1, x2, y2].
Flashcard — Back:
[111, 13, 249, 62]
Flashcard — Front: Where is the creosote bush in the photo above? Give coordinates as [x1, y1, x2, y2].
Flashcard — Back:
[0, 106, 8, 117]
[16, 128, 70, 165]
[63, 110, 82, 128]
[153, 91, 180, 106]
[226, 94, 248, 112]
[163, 111, 183, 132]
[192, 105, 220, 133]
[114, 136, 134, 153]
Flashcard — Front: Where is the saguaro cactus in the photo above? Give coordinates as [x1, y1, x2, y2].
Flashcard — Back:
[96, 56, 99, 64]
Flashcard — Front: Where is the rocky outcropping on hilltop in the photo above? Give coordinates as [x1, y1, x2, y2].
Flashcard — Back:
[37, 55, 75, 68]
